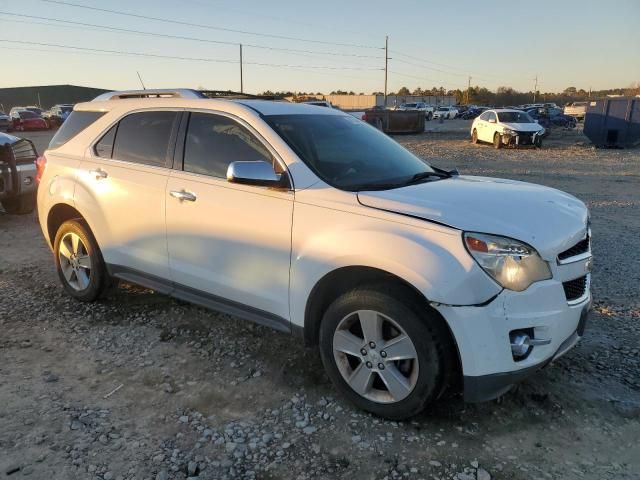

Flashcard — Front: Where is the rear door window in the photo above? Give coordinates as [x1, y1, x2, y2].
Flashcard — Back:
[49, 111, 105, 149]
[112, 111, 178, 167]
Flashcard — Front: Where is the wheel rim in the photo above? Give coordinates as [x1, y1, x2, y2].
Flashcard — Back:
[333, 310, 419, 404]
[58, 232, 92, 291]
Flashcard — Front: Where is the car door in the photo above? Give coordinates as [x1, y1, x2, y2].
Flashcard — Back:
[77, 109, 180, 282]
[481, 111, 497, 142]
[165, 111, 294, 324]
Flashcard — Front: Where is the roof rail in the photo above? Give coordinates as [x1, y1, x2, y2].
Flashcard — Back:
[92, 89, 206, 101]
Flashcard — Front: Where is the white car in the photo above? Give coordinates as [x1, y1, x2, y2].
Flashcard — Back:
[37, 89, 592, 419]
[471, 109, 546, 148]
[433, 106, 459, 119]
[399, 102, 434, 120]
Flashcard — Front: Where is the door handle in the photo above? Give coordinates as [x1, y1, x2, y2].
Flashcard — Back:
[89, 168, 108, 180]
[170, 189, 197, 202]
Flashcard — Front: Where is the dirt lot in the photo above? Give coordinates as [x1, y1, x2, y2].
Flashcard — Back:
[1, 123, 639, 480]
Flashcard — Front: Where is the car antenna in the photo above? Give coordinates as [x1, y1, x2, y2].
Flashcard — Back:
[136, 71, 146, 90]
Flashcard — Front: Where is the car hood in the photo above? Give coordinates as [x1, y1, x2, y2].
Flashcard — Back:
[501, 122, 543, 132]
[357, 175, 588, 259]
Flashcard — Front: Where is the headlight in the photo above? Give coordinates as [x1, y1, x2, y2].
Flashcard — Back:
[463, 232, 551, 291]
[503, 128, 515, 135]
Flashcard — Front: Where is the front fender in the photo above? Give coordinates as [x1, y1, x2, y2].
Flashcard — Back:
[289, 200, 501, 328]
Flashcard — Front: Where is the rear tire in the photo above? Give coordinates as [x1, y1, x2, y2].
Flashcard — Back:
[318, 285, 452, 419]
[535, 137, 543, 148]
[1, 193, 36, 214]
[54, 220, 110, 302]
[471, 129, 478, 144]
[493, 132, 502, 149]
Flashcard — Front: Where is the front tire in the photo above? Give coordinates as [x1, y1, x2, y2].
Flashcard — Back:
[493, 132, 502, 149]
[318, 286, 451, 419]
[1, 193, 35, 214]
[54, 220, 110, 302]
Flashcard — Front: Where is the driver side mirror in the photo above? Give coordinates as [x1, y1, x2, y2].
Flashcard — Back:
[227, 160, 285, 187]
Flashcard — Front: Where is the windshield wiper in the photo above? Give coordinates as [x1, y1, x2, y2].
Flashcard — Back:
[404, 170, 452, 185]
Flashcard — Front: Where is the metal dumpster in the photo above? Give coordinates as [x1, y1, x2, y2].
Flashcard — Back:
[361, 109, 425, 134]
[583, 97, 640, 147]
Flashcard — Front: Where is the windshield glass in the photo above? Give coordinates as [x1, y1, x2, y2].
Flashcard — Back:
[19, 111, 38, 119]
[404, 103, 417, 108]
[497, 111, 534, 123]
[61, 106, 73, 112]
[265, 114, 435, 191]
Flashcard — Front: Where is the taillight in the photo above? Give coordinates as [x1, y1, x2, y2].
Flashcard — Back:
[36, 154, 47, 185]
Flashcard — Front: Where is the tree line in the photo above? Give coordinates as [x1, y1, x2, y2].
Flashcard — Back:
[259, 83, 640, 106]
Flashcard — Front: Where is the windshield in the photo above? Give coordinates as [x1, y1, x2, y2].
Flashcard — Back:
[404, 103, 417, 108]
[497, 111, 534, 123]
[61, 106, 73, 112]
[437, 107, 448, 111]
[265, 114, 436, 191]
[19, 111, 38, 119]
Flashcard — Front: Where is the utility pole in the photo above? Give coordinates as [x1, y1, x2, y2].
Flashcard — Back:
[239, 44, 244, 93]
[384, 35, 388, 108]
[466, 76, 472, 104]
[533, 75, 538, 103]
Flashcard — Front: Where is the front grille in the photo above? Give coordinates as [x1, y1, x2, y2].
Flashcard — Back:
[515, 131, 534, 144]
[563, 275, 588, 302]
[558, 236, 590, 261]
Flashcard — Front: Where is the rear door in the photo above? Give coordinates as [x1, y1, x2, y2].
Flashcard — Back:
[77, 110, 180, 281]
[165, 111, 294, 323]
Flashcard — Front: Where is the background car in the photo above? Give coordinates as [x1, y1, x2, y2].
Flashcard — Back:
[526, 106, 577, 129]
[43, 104, 74, 127]
[399, 102, 434, 120]
[433, 106, 459, 119]
[471, 108, 545, 148]
[460, 106, 488, 120]
[8, 110, 49, 132]
[0, 112, 9, 130]
[564, 101, 589, 121]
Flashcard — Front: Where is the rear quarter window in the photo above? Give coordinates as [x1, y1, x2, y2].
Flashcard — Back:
[49, 111, 106, 150]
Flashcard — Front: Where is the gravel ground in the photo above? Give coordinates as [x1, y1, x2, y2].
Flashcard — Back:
[1, 124, 639, 480]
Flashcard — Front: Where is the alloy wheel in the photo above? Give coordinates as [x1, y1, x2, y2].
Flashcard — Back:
[332, 310, 419, 404]
[58, 232, 92, 291]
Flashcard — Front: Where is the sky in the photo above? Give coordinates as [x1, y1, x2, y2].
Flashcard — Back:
[0, 0, 638, 94]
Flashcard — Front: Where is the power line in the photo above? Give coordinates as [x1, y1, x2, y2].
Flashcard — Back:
[390, 49, 529, 83]
[0, 12, 385, 60]
[40, 0, 383, 50]
[0, 39, 383, 71]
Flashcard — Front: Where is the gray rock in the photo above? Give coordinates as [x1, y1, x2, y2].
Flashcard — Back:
[477, 468, 491, 480]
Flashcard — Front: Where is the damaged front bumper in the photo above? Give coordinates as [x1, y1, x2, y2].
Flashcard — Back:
[433, 279, 591, 402]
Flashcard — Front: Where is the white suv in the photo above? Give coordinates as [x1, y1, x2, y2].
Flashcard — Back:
[37, 89, 592, 419]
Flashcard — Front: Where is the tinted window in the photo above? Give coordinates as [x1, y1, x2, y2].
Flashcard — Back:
[478, 111, 490, 121]
[183, 113, 273, 178]
[266, 114, 434, 191]
[49, 111, 105, 149]
[95, 125, 117, 158]
[487, 112, 497, 122]
[112, 111, 177, 167]
[20, 111, 38, 119]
